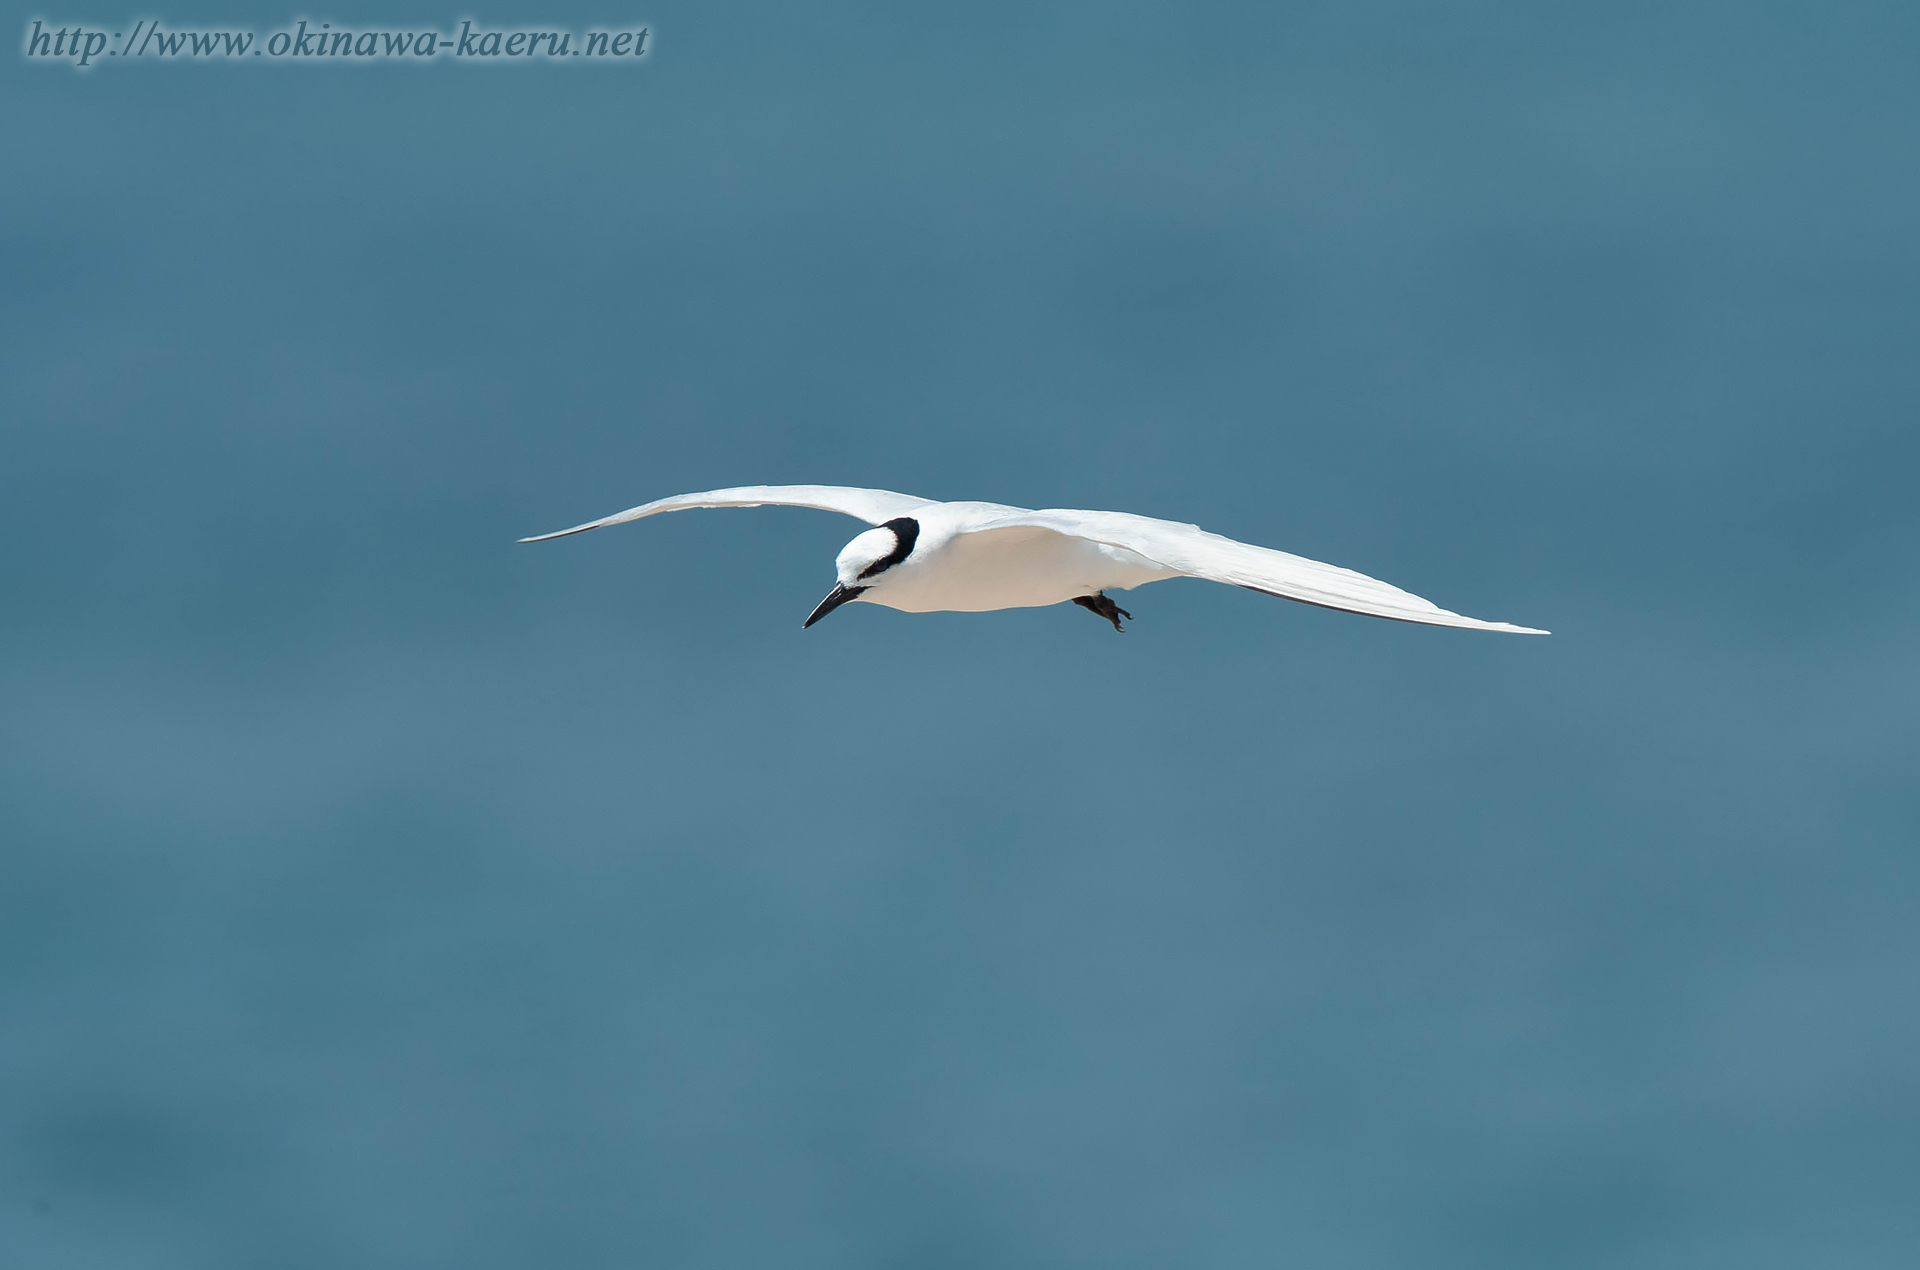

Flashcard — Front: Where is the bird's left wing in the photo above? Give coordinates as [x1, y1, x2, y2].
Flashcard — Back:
[519, 485, 939, 543]
[975, 508, 1548, 634]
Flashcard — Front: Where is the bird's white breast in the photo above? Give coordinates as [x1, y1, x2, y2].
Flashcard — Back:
[864, 522, 1178, 613]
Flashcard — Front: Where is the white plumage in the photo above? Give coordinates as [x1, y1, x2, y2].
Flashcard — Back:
[521, 484, 1546, 635]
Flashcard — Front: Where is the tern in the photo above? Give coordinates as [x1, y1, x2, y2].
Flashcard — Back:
[520, 484, 1547, 635]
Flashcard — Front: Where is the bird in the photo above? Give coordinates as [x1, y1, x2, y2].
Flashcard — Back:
[519, 484, 1547, 636]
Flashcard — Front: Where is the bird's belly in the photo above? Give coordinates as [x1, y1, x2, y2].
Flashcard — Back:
[866, 527, 1178, 613]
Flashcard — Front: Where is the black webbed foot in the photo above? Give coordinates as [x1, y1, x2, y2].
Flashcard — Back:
[1072, 592, 1132, 633]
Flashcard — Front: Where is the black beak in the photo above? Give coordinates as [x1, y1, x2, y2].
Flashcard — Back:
[802, 583, 868, 629]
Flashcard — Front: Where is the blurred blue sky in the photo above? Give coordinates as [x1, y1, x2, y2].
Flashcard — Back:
[4, 2, 1918, 1266]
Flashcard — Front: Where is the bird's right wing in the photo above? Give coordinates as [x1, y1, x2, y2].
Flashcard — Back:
[976, 508, 1548, 634]
[519, 485, 938, 543]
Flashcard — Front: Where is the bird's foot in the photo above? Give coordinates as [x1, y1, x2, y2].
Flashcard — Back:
[1073, 592, 1132, 633]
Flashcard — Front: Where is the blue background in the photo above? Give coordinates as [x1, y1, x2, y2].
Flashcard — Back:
[5, 3, 1917, 1265]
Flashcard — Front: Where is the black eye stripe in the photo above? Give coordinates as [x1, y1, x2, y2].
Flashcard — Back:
[857, 517, 920, 579]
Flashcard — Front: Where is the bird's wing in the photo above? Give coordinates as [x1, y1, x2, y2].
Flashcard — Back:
[519, 485, 939, 543]
[973, 508, 1548, 634]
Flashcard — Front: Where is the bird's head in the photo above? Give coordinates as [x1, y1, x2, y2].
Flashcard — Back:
[803, 516, 921, 628]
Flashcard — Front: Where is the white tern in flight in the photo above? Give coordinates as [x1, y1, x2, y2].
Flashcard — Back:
[521, 485, 1547, 635]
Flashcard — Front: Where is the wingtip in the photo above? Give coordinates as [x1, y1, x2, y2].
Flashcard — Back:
[517, 526, 588, 544]
[1467, 619, 1550, 635]
[1469, 616, 1549, 635]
